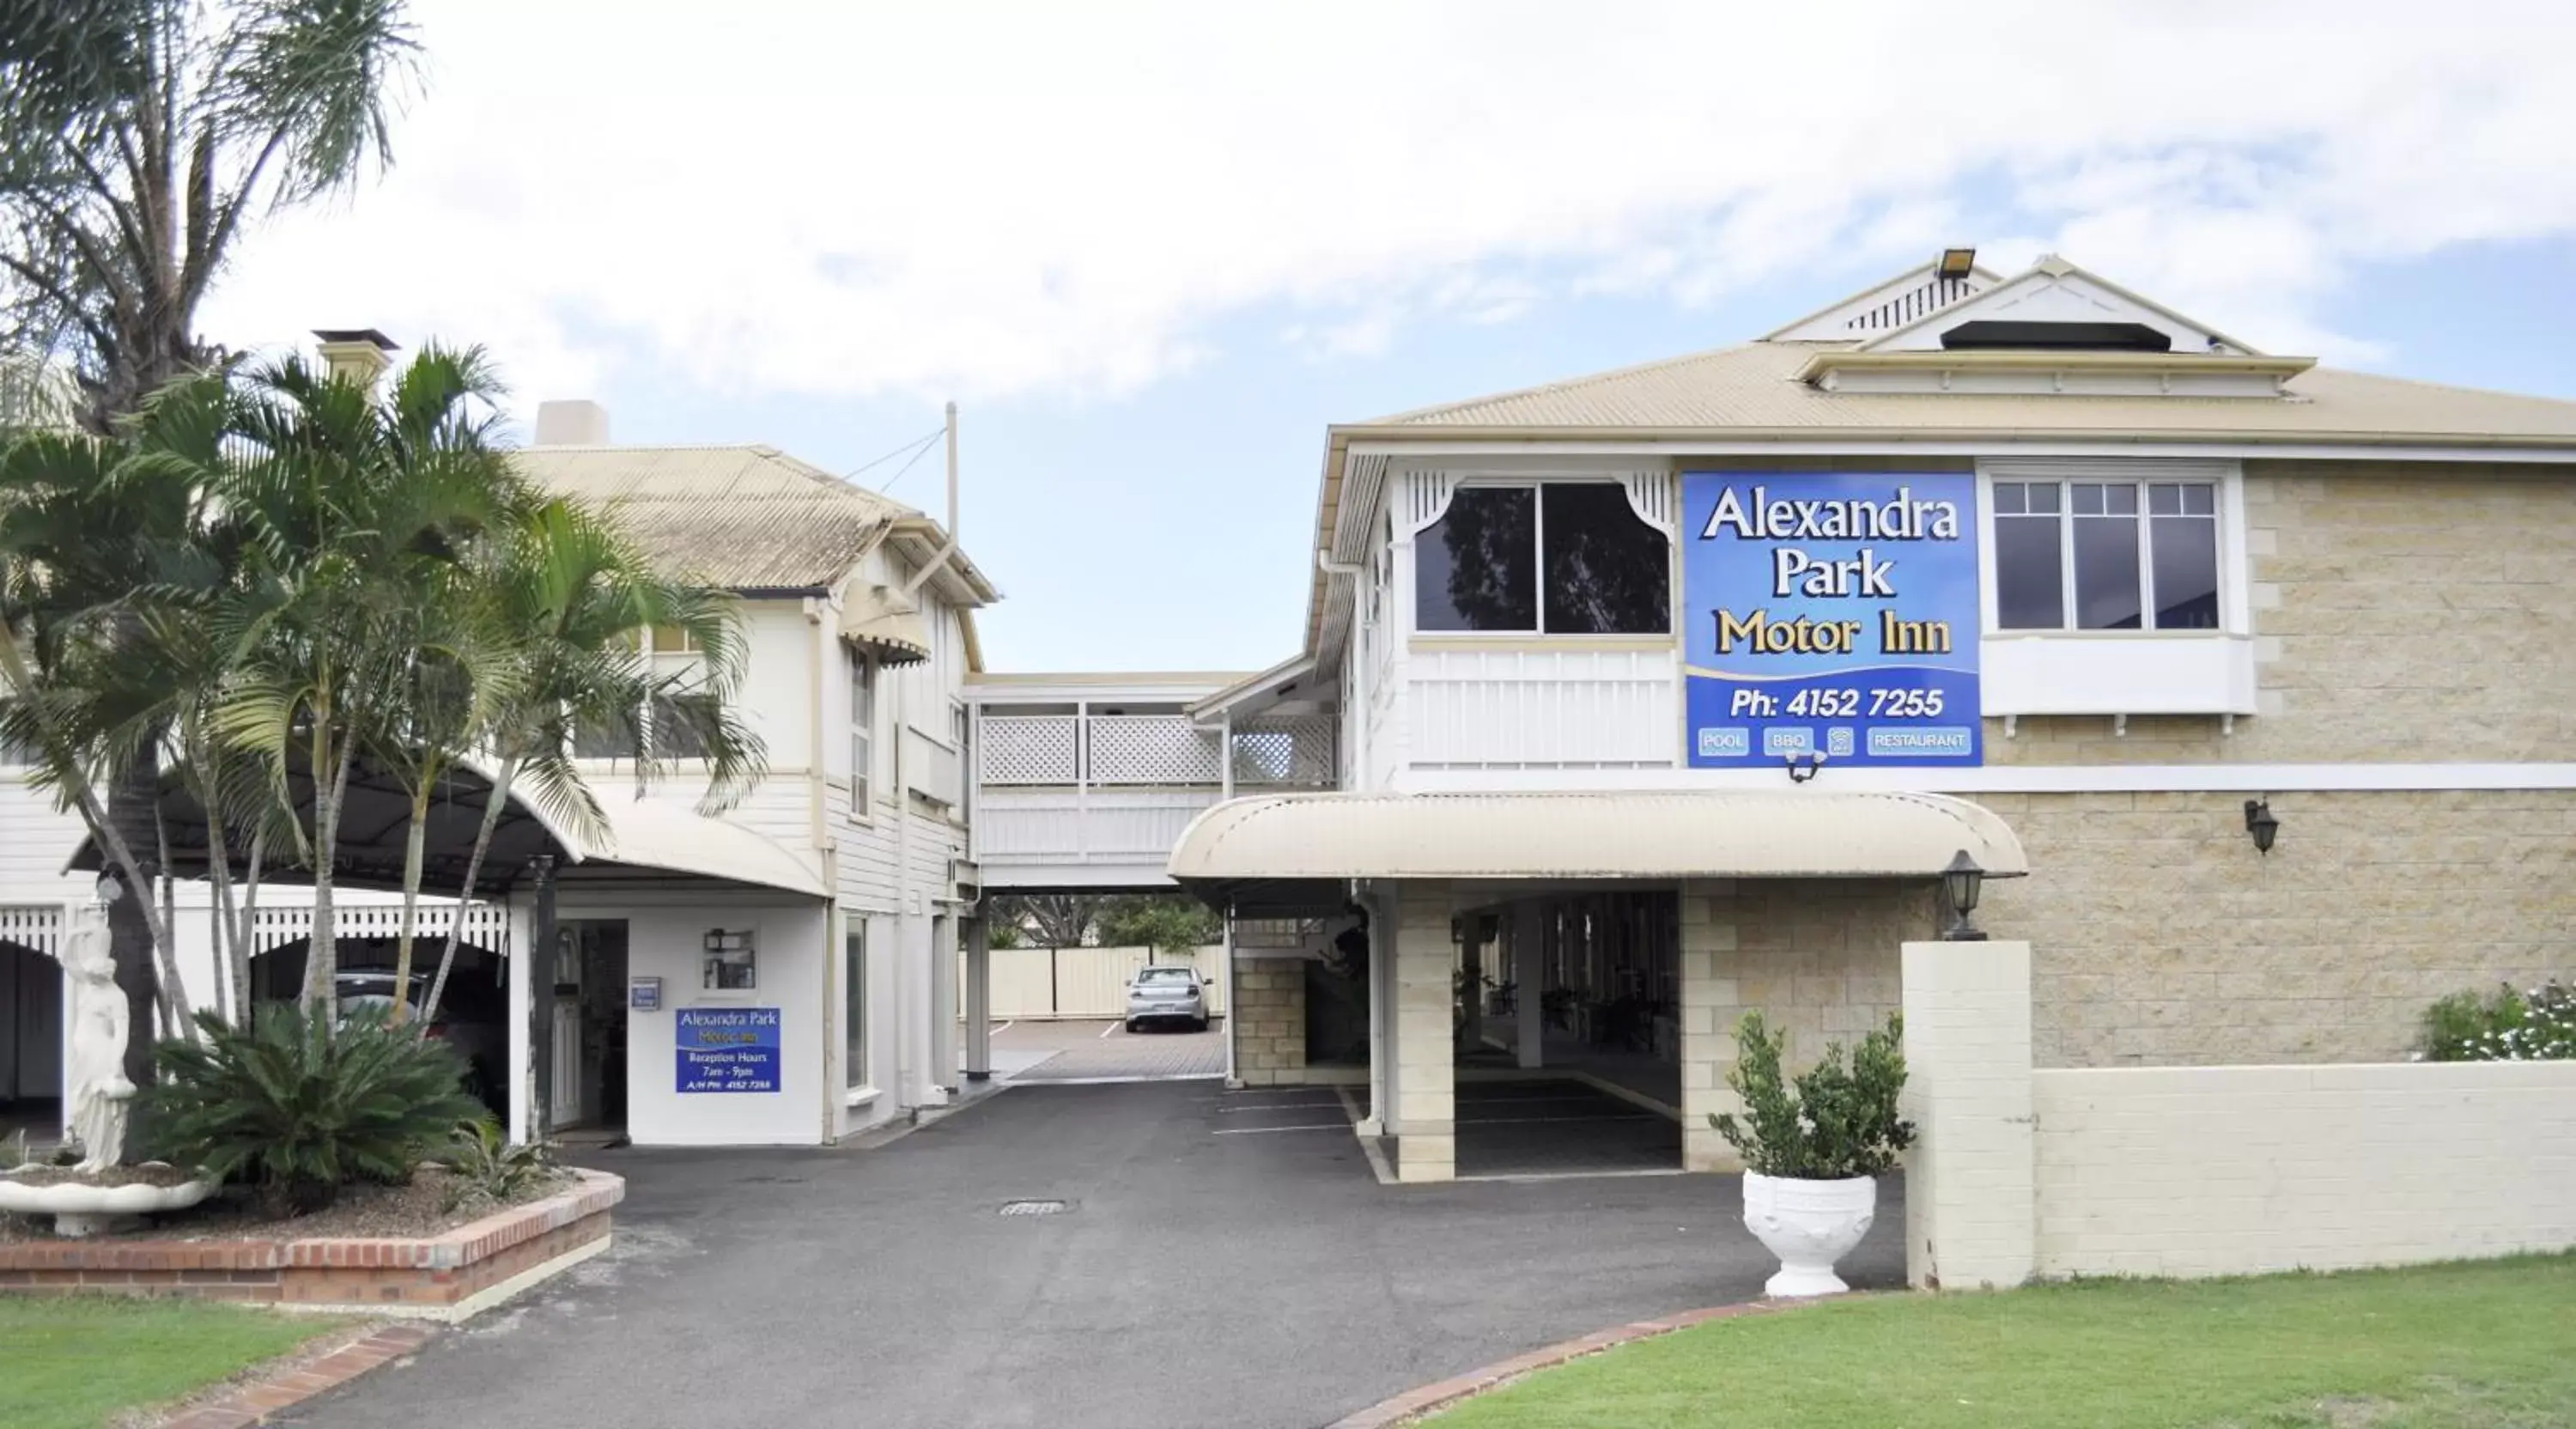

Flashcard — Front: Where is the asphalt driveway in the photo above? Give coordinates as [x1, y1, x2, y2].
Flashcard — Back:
[282, 1081, 1905, 1429]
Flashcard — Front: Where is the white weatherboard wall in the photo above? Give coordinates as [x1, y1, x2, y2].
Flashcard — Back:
[2032, 1061, 2576, 1278]
[605, 900, 829, 1147]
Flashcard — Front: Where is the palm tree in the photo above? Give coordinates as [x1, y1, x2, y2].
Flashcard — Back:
[1, 0, 420, 1073]
[0, 377, 246, 1072]
[417, 498, 764, 1030]
[0, 0, 421, 427]
[212, 348, 526, 1015]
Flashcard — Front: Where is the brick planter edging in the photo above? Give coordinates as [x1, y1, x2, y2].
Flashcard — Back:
[161, 1322, 438, 1429]
[0, 1170, 623, 1319]
[1326, 1298, 1831, 1429]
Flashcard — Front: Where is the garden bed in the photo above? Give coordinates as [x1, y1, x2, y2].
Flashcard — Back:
[0, 1169, 622, 1323]
[0, 1163, 577, 1244]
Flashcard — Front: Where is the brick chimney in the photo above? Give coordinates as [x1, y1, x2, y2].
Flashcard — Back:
[312, 329, 398, 388]
[532, 399, 611, 446]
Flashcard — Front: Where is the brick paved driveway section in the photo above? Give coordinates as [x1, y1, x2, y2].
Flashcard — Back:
[277, 1079, 1906, 1429]
[993, 1018, 1226, 1081]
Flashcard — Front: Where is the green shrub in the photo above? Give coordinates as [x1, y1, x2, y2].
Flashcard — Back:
[142, 1005, 483, 1213]
[1710, 1010, 1915, 1180]
[436, 1118, 556, 1215]
[2422, 979, 2572, 1062]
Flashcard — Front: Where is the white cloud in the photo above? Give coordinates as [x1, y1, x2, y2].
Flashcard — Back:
[198, 0, 2576, 409]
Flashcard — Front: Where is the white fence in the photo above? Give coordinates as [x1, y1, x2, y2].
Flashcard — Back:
[966, 944, 1227, 1020]
[1899, 940, 2576, 1289]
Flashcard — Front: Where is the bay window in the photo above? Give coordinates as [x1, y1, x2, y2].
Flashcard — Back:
[1413, 483, 1669, 635]
[1994, 479, 2221, 631]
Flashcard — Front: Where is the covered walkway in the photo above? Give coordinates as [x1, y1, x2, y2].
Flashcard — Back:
[1171, 788, 2027, 1181]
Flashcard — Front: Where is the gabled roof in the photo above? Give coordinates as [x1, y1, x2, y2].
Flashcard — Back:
[513, 443, 997, 602]
[1850, 254, 2259, 356]
[1355, 341, 2576, 441]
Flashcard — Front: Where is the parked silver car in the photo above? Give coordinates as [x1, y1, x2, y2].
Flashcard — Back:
[1124, 964, 1211, 1032]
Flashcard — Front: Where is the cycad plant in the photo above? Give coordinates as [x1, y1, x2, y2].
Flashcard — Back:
[143, 1003, 482, 1213]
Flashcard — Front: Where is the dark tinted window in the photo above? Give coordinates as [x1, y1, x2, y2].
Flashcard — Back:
[653, 694, 720, 758]
[1541, 484, 1669, 635]
[1992, 482, 2065, 629]
[1416, 487, 1536, 631]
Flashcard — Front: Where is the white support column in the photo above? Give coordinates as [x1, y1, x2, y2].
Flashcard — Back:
[1392, 881, 1456, 1183]
[931, 913, 960, 1093]
[1899, 939, 2037, 1292]
[1512, 900, 1543, 1070]
[1220, 910, 1237, 1086]
[1360, 888, 1390, 1136]
[504, 897, 534, 1146]
[963, 916, 992, 1081]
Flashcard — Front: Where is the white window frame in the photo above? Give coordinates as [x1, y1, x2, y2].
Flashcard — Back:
[1406, 477, 1674, 639]
[1977, 459, 2250, 639]
[842, 912, 871, 1093]
[848, 644, 875, 824]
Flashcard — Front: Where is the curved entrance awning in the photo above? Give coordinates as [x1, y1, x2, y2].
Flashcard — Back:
[1168, 789, 2026, 909]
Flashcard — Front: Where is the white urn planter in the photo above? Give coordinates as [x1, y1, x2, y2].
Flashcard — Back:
[1741, 1171, 1876, 1298]
[0, 1169, 216, 1237]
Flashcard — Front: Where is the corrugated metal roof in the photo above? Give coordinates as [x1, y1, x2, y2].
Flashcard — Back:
[1168, 790, 2027, 883]
[1362, 342, 2576, 442]
[513, 444, 918, 593]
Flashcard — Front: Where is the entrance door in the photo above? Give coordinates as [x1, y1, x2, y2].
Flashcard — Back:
[555, 921, 630, 1133]
[1, 939, 64, 1119]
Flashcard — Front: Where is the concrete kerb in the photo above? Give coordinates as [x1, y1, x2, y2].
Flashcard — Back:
[1321, 1298, 1837, 1428]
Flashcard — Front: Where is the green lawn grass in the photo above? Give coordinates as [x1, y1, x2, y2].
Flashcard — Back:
[0, 1296, 351, 1429]
[1433, 1253, 2576, 1429]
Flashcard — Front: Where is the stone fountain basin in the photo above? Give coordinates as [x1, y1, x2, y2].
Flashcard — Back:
[0, 1168, 216, 1235]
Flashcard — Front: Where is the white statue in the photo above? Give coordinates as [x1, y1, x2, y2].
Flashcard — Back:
[59, 917, 137, 1173]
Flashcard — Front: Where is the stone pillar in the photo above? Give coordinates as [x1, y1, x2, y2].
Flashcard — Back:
[1513, 901, 1543, 1070]
[1899, 939, 2036, 1292]
[1230, 960, 1308, 1087]
[1391, 881, 1456, 1183]
[1679, 880, 1742, 1171]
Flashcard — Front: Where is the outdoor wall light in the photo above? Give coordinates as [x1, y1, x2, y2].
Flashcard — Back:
[1937, 246, 1978, 279]
[1939, 849, 1987, 941]
[1783, 751, 1828, 783]
[2244, 799, 2280, 856]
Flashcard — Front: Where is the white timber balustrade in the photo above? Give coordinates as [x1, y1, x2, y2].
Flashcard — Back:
[971, 702, 1335, 890]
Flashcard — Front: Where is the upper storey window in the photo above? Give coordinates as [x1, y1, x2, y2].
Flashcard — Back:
[1993, 479, 2221, 631]
[1415, 483, 1669, 635]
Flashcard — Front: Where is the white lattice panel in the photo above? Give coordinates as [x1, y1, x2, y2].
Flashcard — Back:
[979, 715, 1078, 785]
[1230, 715, 1336, 787]
[1087, 715, 1220, 785]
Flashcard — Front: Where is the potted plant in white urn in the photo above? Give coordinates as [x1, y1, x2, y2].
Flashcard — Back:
[1710, 1009, 1912, 1298]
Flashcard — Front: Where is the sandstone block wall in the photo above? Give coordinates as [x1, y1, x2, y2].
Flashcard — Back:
[1230, 959, 1309, 1086]
[1978, 788, 2573, 1067]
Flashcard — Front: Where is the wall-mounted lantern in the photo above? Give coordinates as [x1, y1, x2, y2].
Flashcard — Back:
[702, 927, 757, 990]
[2243, 799, 2280, 856]
[1939, 849, 1987, 941]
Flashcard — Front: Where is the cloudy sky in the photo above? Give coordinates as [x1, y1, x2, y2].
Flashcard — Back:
[200, 0, 2576, 671]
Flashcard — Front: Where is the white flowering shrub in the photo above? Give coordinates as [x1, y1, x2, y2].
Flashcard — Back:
[2421, 979, 2574, 1062]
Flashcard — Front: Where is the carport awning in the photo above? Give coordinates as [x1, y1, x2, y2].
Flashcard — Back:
[66, 757, 828, 900]
[1167, 790, 2026, 909]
